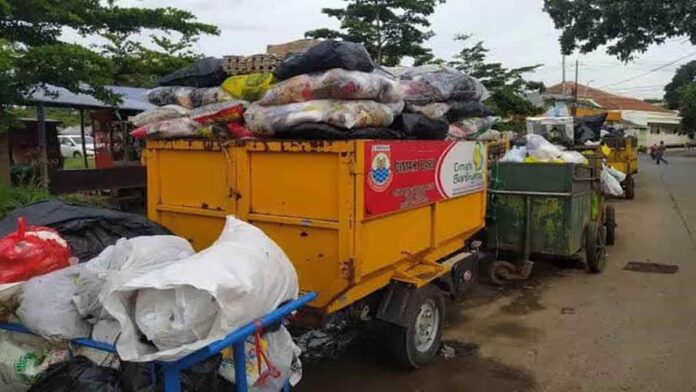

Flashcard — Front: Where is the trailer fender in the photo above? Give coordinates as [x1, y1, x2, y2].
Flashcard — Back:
[376, 282, 416, 327]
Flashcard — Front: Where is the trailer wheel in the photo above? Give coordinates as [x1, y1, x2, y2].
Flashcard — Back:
[624, 175, 635, 200]
[488, 260, 517, 286]
[604, 204, 616, 246]
[585, 222, 607, 273]
[388, 285, 445, 369]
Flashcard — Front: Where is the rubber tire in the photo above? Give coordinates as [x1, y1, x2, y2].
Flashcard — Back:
[624, 176, 635, 200]
[72, 151, 82, 159]
[488, 260, 517, 286]
[387, 285, 445, 369]
[604, 204, 616, 246]
[585, 222, 607, 273]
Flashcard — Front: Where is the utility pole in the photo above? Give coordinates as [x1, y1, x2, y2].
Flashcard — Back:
[572, 59, 579, 116]
[562, 56, 566, 95]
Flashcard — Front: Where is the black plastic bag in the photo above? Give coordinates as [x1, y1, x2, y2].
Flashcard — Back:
[0, 201, 172, 262]
[445, 101, 494, 122]
[391, 113, 449, 140]
[276, 123, 406, 140]
[158, 57, 227, 88]
[274, 40, 375, 80]
[29, 356, 133, 392]
[123, 355, 231, 392]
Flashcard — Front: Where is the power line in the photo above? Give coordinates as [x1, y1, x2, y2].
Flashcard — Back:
[598, 51, 696, 89]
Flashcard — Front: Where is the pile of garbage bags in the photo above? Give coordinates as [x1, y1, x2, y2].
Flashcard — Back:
[501, 135, 589, 164]
[499, 134, 627, 197]
[390, 64, 500, 141]
[132, 39, 505, 142]
[0, 216, 302, 391]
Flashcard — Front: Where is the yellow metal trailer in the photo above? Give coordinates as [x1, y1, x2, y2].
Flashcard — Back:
[604, 136, 638, 199]
[144, 139, 488, 367]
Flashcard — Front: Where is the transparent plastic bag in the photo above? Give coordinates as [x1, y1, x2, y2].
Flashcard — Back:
[130, 118, 199, 139]
[259, 69, 403, 106]
[525, 134, 564, 161]
[244, 100, 395, 135]
[407, 102, 450, 119]
[560, 151, 589, 165]
[130, 105, 189, 127]
[147, 87, 231, 109]
[399, 65, 489, 102]
[189, 100, 248, 125]
[500, 146, 527, 163]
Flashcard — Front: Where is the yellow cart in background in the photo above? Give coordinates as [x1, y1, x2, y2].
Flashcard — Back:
[604, 136, 638, 200]
[143, 139, 488, 368]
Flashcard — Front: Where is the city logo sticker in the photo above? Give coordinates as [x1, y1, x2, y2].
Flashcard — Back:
[369, 144, 393, 192]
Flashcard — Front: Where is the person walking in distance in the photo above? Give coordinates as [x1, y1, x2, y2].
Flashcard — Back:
[655, 141, 669, 165]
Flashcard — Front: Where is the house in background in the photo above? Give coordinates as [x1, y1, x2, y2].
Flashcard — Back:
[544, 82, 688, 147]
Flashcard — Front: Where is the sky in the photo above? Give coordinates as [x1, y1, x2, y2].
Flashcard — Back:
[110, 0, 696, 99]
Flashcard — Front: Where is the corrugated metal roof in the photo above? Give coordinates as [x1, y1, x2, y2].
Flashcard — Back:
[26, 84, 154, 112]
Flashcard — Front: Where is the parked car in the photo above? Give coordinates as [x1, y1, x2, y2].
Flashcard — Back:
[58, 135, 95, 159]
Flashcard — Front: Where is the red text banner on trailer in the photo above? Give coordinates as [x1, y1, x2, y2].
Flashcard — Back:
[364, 140, 486, 218]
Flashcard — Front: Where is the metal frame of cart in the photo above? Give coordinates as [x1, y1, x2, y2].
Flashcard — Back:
[0, 291, 317, 392]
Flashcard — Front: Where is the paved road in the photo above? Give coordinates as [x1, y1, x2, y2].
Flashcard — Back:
[298, 151, 696, 392]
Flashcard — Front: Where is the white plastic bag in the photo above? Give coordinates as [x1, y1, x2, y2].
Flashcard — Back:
[73, 236, 195, 323]
[103, 217, 299, 362]
[219, 326, 301, 392]
[606, 165, 627, 182]
[560, 151, 589, 165]
[526, 134, 564, 162]
[135, 286, 219, 351]
[16, 264, 91, 340]
[500, 146, 527, 163]
[601, 169, 625, 197]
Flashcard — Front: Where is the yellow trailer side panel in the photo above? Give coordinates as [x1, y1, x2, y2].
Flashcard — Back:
[145, 140, 486, 314]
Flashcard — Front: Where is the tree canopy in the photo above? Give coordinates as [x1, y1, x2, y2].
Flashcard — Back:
[543, 0, 696, 61]
[448, 34, 545, 117]
[664, 60, 696, 110]
[678, 83, 696, 137]
[0, 0, 218, 129]
[305, 0, 445, 66]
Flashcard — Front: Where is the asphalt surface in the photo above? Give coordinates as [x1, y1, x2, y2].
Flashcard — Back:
[298, 151, 696, 392]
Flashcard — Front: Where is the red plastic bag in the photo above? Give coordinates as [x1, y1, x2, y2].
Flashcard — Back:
[0, 217, 72, 283]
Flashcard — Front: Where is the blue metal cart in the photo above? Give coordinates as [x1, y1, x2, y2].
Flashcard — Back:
[0, 291, 317, 392]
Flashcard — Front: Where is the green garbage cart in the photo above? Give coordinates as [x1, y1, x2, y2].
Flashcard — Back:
[486, 162, 615, 284]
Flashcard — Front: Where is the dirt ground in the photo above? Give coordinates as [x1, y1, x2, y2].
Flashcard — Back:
[298, 151, 696, 392]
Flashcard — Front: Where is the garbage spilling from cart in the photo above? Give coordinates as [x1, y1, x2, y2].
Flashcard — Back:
[0, 212, 309, 391]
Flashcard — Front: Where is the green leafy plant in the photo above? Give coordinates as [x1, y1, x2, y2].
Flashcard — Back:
[306, 0, 446, 66]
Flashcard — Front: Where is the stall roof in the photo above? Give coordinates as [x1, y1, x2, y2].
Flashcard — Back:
[26, 84, 154, 112]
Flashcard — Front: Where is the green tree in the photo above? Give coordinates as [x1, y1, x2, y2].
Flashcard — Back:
[448, 34, 545, 117]
[0, 0, 218, 130]
[678, 83, 696, 137]
[100, 31, 202, 88]
[305, 0, 445, 66]
[543, 0, 696, 62]
[664, 60, 696, 110]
